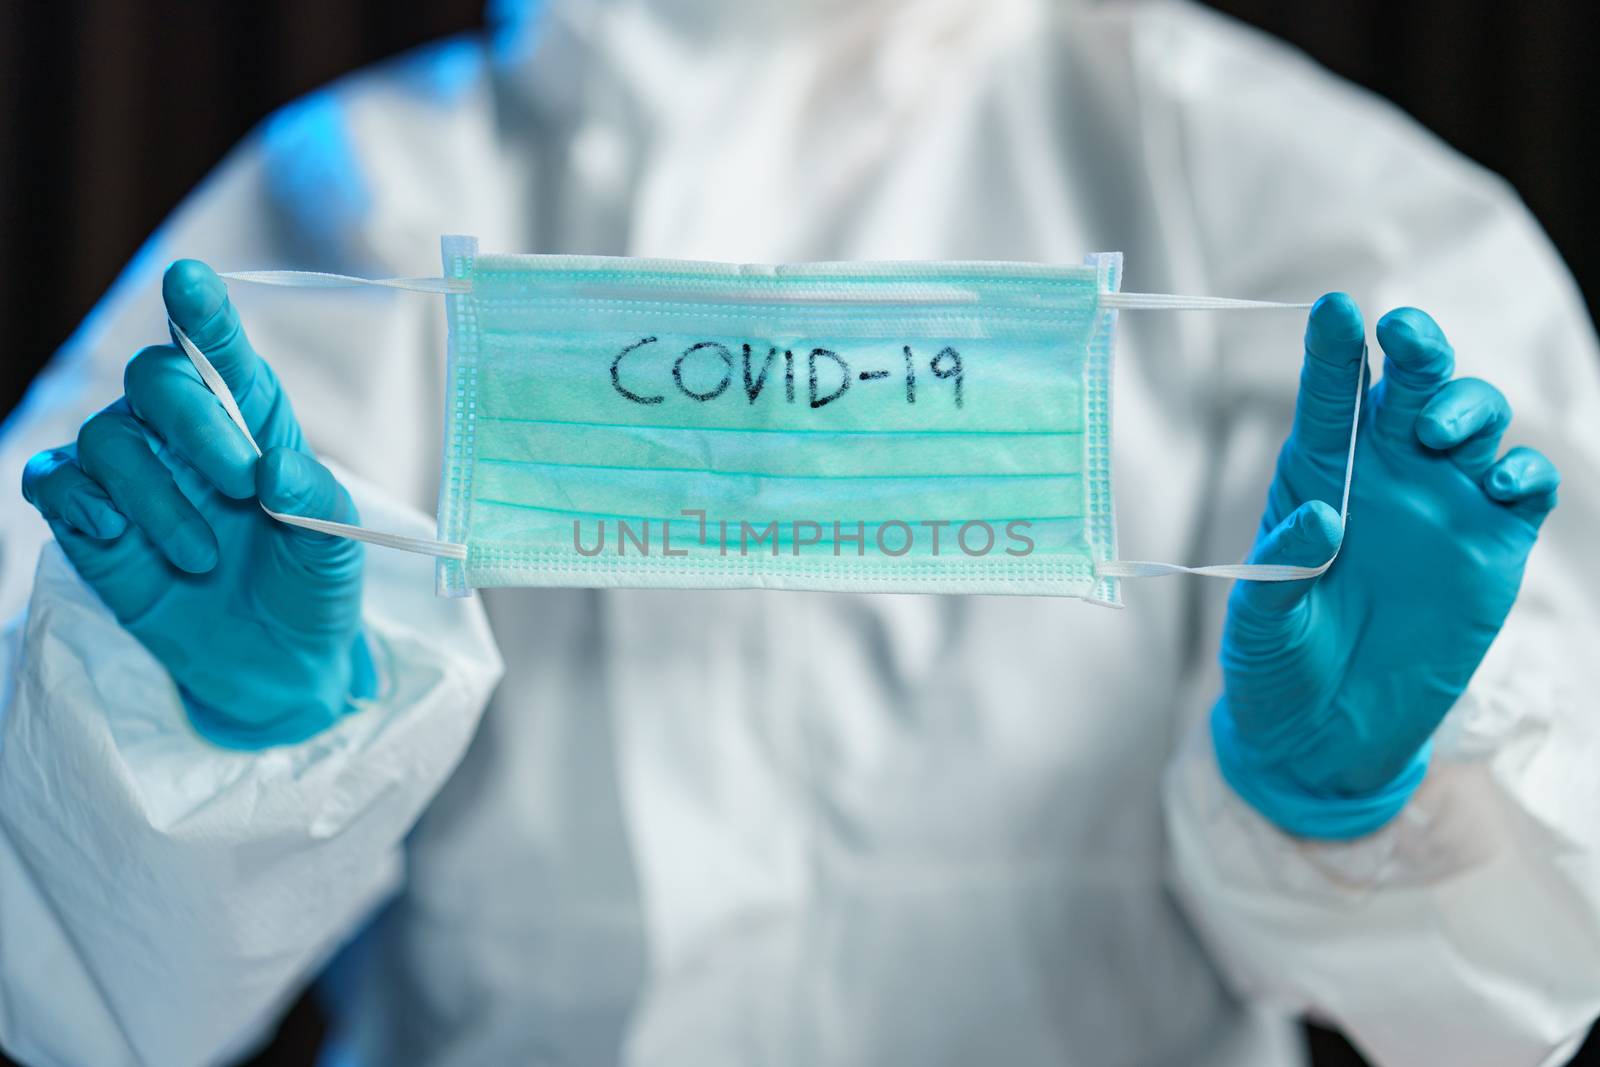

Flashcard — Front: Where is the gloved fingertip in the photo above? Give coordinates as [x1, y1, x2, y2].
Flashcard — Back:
[162, 259, 228, 330]
[256, 447, 314, 509]
[1485, 465, 1518, 498]
[1251, 499, 1341, 567]
[1414, 410, 1458, 450]
[1375, 306, 1448, 354]
[1234, 501, 1339, 617]
[209, 435, 262, 500]
[170, 517, 220, 574]
[1484, 456, 1558, 502]
[1304, 292, 1364, 366]
[1285, 498, 1344, 558]
[257, 446, 356, 524]
[219, 461, 261, 502]
[74, 498, 127, 540]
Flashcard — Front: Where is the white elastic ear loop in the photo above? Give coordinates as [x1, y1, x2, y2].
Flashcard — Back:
[1095, 354, 1365, 582]
[218, 270, 469, 294]
[1100, 292, 1313, 312]
[169, 321, 467, 561]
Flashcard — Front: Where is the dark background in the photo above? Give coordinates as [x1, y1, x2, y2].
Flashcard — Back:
[1, 2, 1597, 1065]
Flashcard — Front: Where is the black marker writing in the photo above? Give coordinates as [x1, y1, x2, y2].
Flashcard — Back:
[809, 348, 850, 409]
[673, 341, 733, 402]
[743, 344, 779, 404]
[611, 336, 664, 405]
[931, 346, 964, 409]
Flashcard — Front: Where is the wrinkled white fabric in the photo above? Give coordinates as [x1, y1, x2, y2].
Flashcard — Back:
[0, 471, 503, 1067]
[2, 1, 1600, 1066]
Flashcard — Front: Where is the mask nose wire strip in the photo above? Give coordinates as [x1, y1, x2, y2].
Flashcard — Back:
[216, 272, 1313, 310]
[169, 320, 469, 561]
[1095, 350, 1365, 582]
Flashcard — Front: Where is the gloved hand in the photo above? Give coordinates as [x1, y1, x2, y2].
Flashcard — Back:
[21, 260, 372, 749]
[1213, 293, 1559, 839]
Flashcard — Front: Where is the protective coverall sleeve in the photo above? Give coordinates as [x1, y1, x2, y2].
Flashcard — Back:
[1144, 5, 1600, 1065]
[0, 472, 502, 1067]
[0, 78, 506, 1065]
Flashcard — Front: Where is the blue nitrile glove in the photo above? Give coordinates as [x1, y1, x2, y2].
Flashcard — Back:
[21, 260, 372, 749]
[1213, 293, 1560, 839]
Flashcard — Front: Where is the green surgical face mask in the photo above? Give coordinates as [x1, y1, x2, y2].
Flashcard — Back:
[177, 236, 1356, 607]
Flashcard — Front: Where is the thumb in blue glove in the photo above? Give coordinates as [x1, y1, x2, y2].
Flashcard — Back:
[21, 260, 373, 748]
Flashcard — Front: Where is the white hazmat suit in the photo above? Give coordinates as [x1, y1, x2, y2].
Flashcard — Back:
[3, 1, 1600, 1065]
